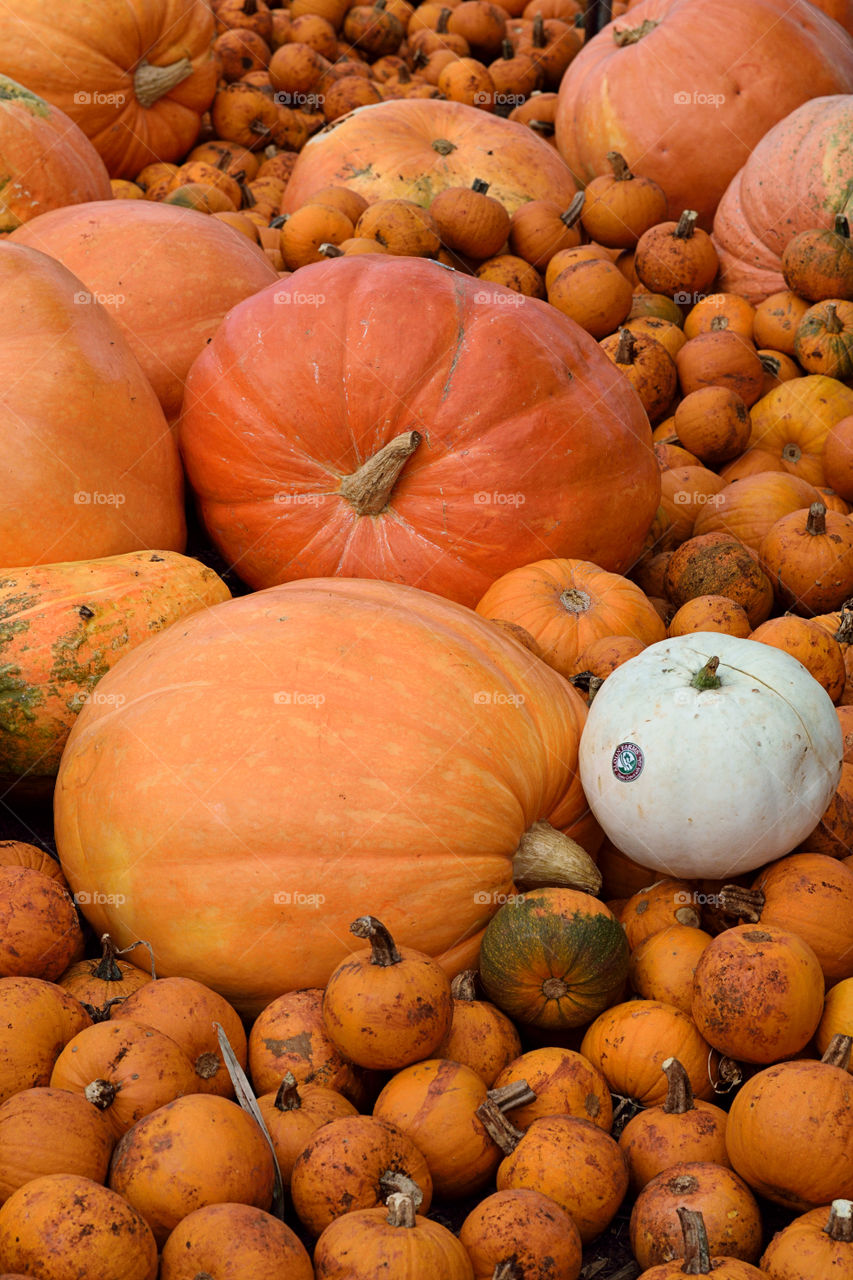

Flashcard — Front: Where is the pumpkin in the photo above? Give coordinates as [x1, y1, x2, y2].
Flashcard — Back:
[753, 291, 812, 355]
[9, 201, 278, 419]
[0, 1087, 114, 1205]
[624, 316, 688, 362]
[248, 988, 372, 1107]
[675, 329, 765, 407]
[817, 980, 853, 1064]
[458, 1188, 582, 1280]
[555, 0, 853, 233]
[256, 1073, 357, 1188]
[673, 388, 752, 465]
[749, 613, 847, 700]
[323, 917, 453, 1070]
[578, 633, 842, 878]
[108, 1094, 276, 1248]
[109, 976, 248, 1098]
[49, 1020, 197, 1140]
[759, 501, 853, 615]
[477, 887, 629, 1029]
[290, 1115, 433, 1237]
[621, 879, 701, 950]
[0, 1, 217, 179]
[599, 328, 678, 423]
[667, 596, 752, 640]
[579, 150, 667, 248]
[281, 98, 577, 214]
[658, 467, 728, 546]
[0, 77, 111, 232]
[474, 252, 546, 295]
[713, 95, 853, 303]
[432, 179, 512, 258]
[575, 633, 647, 677]
[0, 1174, 157, 1280]
[313, 1191, 474, 1279]
[760, 1199, 853, 1279]
[794, 298, 853, 379]
[783, 215, 853, 304]
[741, 374, 853, 485]
[630, 1162, 763, 1269]
[0, 868, 83, 981]
[57, 934, 153, 1018]
[825, 414, 853, 500]
[494, 1113, 629, 1243]
[725, 1035, 853, 1209]
[547, 256, 634, 337]
[433, 970, 522, 1086]
[0, 243, 185, 568]
[158, 1202, 314, 1280]
[580, 1000, 720, 1105]
[635, 211, 719, 298]
[475, 558, 665, 679]
[637, 1208, 766, 1279]
[683, 294, 756, 341]
[692, 471, 825, 555]
[491, 1045, 613, 1130]
[619, 1059, 730, 1193]
[0, 978, 91, 1106]
[628, 924, 713, 1013]
[0, 550, 229, 793]
[0, 845, 66, 887]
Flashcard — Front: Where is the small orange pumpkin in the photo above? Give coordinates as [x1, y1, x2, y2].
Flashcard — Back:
[621, 879, 702, 951]
[628, 924, 713, 1014]
[668, 595, 752, 639]
[673, 386, 751, 465]
[619, 1059, 730, 1194]
[759, 500, 853, 615]
[547, 256, 633, 337]
[433, 970, 522, 1087]
[458, 1187, 582, 1280]
[630, 1162, 763, 1270]
[580, 151, 668, 249]
[635, 211, 719, 299]
[599, 328, 678, 424]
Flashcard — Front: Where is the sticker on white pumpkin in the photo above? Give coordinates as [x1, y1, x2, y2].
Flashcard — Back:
[611, 742, 644, 782]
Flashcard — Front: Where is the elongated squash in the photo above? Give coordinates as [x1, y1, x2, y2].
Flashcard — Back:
[0, 550, 230, 793]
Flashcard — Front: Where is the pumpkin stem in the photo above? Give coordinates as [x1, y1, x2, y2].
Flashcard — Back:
[91, 933, 124, 983]
[612, 17, 660, 45]
[436, 7, 452, 32]
[709, 315, 729, 331]
[512, 821, 602, 895]
[561, 189, 585, 228]
[690, 656, 721, 690]
[677, 1207, 713, 1275]
[559, 587, 591, 614]
[824, 303, 844, 335]
[451, 969, 479, 1000]
[472, 177, 491, 194]
[379, 1170, 424, 1209]
[606, 151, 633, 181]
[273, 1071, 303, 1111]
[194, 1052, 221, 1081]
[835, 214, 850, 239]
[319, 242, 344, 257]
[84, 1079, 117, 1110]
[527, 119, 555, 137]
[500, 37, 515, 58]
[661, 1057, 695, 1114]
[674, 210, 699, 240]
[492, 1261, 524, 1280]
[588, 675, 604, 703]
[134, 58, 195, 109]
[475, 1095, 524, 1154]
[710, 1054, 743, 1094]
[716, 885, 764, 923]
[806, 501, 827, 535]
[385, 1191, 417, 1227]
[488, 1079, 536, 1111]
[759, 352, 781, 376]
[826, 1200, 853, 1243]
[350, 915, 403, 965]
[80, 995, 131, 1024]
[614, 327, 637, 364]
[822, 1034, 852, 1070]
[338, 430, 421, 516]
[532, 13, 546, 47]
[834, 599, 853, 644]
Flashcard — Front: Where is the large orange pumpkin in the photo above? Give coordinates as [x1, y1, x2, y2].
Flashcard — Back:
[280, 97, 578, 214]
[554, 0, 853, 232]
[0, 0, 218, 179]
[0, 76, 111, 232]
[0, 244, 185, 568]
[54, 577, 593, 1016]
[10, 201, 278, 420]
[178, 254, 658, 602]
[713, 95, 853, 303]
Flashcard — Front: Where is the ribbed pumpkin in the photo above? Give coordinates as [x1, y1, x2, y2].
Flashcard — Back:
[178, 256, 658, 601]
[554, 0, 853, 232]
[0, 551, 229, 793]
[713, 95, 853, 303]
[58, 935, 153, 1018]
[54, 578, 595, 1016]
[478, 888, 629, 1029]
[0, 243, 185, 569]
[0, 0, 218, 178]
[580, 1000, 720, 1105]
[10, 201, 278, 419]
[0, 76, 111, 232]
[740, 373, 853, 484]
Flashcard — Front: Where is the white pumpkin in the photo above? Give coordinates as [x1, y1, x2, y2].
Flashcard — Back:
[578, 632, 842, 879]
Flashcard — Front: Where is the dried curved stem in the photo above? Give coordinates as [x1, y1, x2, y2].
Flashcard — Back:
[134, 58, 194, 108]
[512, 822, 602, 895]
[338, 431, 421, 516]
[350, 915, 403, 966]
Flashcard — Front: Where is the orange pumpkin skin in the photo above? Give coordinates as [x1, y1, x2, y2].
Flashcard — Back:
[459, 1188, 582, 1280]
[0, 1, 218, 179]
[58, 936, 152, 1015]
[0, 1087, 114, 1205]
[475, 558, 664, 678]
[760, 1200, 853, 1279]
[491, 1046, 613, 1131]
[281, 98, 577, 214]
[630, 1162, 763, 1269]
[0, 1173, 157, 1280]
[629, 925, 713, 1014]
[663, 532, 773, 629]
[0, 243, 185, 569]
[312, 1197, 474, 1279]
[667, 595, 752, 638]
[619, 1064, 729, 1193]
[555, 0, 853, 233]
[0, 868, 83, 982]
[158, 1202, 314, 1280]
[10, 201, 277, 419]
[743, 374, 853, 486]
[726, 1056, 853, 1209]
[746, 853, 853, 984]
[750, 614, 847, 701]
[692, 471, 824, 553]
[178, 256, 659, 601]
[0, 978, 91, 1106]
[817, 979, 853, 1065]
[257, 1076, 358, 1188]
[759, 501, 853, 616]
[248, 988, 372, 1107]
[713, 95, 853, 303]
[0, 77, 111, 232]
[108, 1094, 276, 1248]
[433, 972, 522, 1087]
[621, 879, 701, 951]
[580, 1001, 719, 1105]
[0, 845, 66, 887]
[496, 1114, 629, 1243]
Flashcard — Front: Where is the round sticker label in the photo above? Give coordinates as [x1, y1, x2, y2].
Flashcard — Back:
[612, 741, 644, 782]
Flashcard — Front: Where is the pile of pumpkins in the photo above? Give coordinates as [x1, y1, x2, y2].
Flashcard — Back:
[2, 0, 853, 1275]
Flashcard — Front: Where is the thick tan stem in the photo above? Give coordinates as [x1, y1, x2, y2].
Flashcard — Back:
[806, 502, 827, 535]
[824, 303, 843, 334]
[319, 242, 344, 257]
[615, 327, 637, 364]
[661, 1057, 695, 1114]
[559, 587, 591, 614]
[512, 822, 602, 895]
[92, 934, 123, 983]
[613, 17, 660, 44]
[476, 1096, 524, 1154]
[84, 1079, 117, 1110]
[338, 431, 421, 516]
[674, 210, 699, 239]
[134, 58, 194, 109]
[451, 969, 478, 1000]
[677, 1207, 713, 1274]
[716, 885, 764, 923]
[194, 1052, 220, 1081]
[350, 915, 402, 965]
[489, 1079, 536, 1111]
[273, 1072, 302, 1111]
[432, 137, 456, 153]
[827, 1200, 853, 1243]
[385, 1191, 417, 1227]
[561, 190, 585, 228]
[822, 1034, 852, 1070]
[607, 151, 633, 181]
[380, 1172, 423, 1210]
